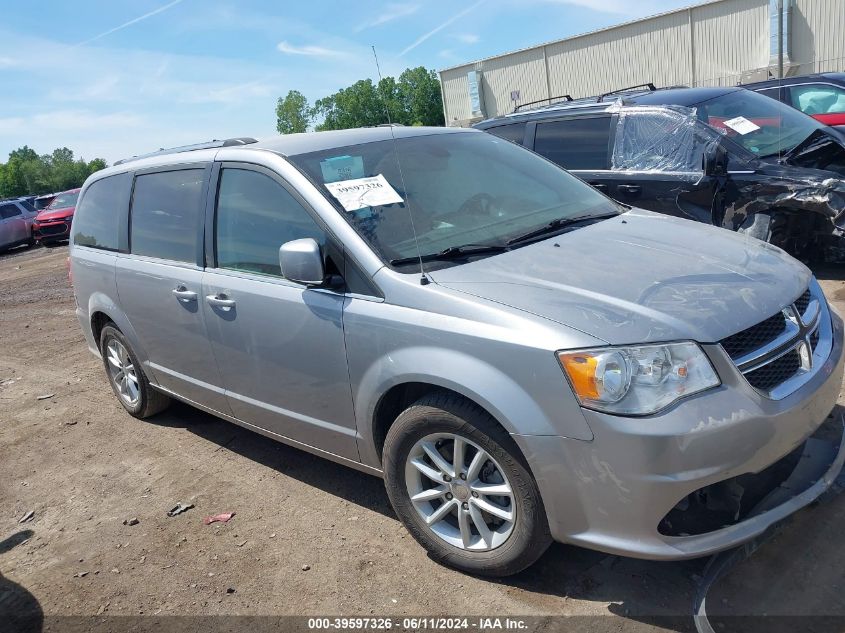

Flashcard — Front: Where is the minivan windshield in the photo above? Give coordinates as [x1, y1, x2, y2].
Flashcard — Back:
[695, 89, 827, 158]
[290, 131, 620, 270]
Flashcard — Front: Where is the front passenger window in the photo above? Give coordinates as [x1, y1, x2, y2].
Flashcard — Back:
[790, 84, 845, 115]
[215, 168, 327, 278]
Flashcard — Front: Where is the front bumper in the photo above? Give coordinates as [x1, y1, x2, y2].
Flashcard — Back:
[33, 219, 71, 242]
[516, 308, 845, 560]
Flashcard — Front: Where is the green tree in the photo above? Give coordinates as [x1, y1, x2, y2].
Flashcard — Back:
[0, 146, 108, 198]
[276, 90, 311, 134]
[398, 67, 445, 126]
[302, 67, 445, 132]
[314, 79, 386, 131]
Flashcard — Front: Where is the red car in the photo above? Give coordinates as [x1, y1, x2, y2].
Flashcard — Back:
[33, 188, 80, 245]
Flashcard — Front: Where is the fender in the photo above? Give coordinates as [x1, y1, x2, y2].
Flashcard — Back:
[85, 291, 160, 386]
[353, 346, 594, 469]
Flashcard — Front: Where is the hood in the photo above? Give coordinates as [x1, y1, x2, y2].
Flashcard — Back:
[36, 206, 75, 221]
[428, 209, 810, 345]
[725, 160, 845, 228]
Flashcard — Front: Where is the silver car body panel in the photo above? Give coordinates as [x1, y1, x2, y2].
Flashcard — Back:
[0, 201, 36, 250]
[70, 127, 845, 560]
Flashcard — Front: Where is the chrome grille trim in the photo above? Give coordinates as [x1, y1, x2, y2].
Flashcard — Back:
[720, 280, 833, 400]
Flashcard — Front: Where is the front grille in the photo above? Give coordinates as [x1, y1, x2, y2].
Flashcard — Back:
[794, 288, 811, 316]
[37, 223, 67, 236]
[720, 311, 787, 359]
[744, 349, 802, 391]
[719, 285, 823, 397]
[810, 327, 820, 351]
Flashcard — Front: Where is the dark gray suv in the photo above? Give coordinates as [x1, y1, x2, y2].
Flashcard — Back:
[476, 86, 845, 261]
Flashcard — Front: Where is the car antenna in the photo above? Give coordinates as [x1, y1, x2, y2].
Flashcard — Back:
[371, 45, 430, 286]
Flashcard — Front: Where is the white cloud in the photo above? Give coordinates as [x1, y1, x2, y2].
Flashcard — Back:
[456, 33, 480, 44]
[400, 0, 486, 56]
[276, 41, 344, 57]
[0, 56, 16, 68]
[74, 0, 185, 47]
[355, 3, 420, 32]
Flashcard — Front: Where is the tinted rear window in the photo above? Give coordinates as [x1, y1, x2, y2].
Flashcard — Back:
[130, 169, 204, 263]
[534, 117, 612, 170]
[485, 123, 527, 145]
[72, 173, 130, 251]
[0, 204, 21, 219]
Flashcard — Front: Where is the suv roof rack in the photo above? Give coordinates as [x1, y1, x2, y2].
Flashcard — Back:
[514, 95, 573, 113]
[597, 83, 656, 102]
[114, 137, 259, 166]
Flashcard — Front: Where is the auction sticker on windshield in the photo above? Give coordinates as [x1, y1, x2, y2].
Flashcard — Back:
[723, 116, 761, 135]
[324, 174, 404, 211]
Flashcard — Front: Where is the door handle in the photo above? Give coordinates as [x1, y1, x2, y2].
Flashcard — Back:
[617, 184, 641, 195]
[172, 286, 197, 302]
[588, 182, 608, 192]
[206, 293, 236, 308]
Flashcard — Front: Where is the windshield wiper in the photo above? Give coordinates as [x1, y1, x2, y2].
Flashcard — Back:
[506, 212, 619, 246]
[389, 243, 508, 266]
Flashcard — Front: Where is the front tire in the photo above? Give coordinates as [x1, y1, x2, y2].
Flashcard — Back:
[100, 325, 170, 418]
[383, 392, 551, 576]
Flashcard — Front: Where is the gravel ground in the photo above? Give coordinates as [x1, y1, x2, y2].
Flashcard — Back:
[1, 244, 844, 633]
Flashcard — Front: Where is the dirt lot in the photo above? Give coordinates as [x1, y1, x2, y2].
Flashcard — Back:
[2, 245, 845, 632]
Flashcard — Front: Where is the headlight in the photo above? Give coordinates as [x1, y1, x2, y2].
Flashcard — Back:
[557, 342, 719, 415]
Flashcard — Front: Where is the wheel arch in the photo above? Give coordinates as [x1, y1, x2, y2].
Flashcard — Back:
[85, 292, 153, 373]
[354, 346, 592, 469]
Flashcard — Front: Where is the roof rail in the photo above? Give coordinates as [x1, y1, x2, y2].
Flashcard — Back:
[597, 83, 657, 102]
[114, 137, 259, 166]
[514, 95, 573, 113]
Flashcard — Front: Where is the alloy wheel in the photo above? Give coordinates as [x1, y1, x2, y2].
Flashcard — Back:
[405, 433, 516, 551]
[105, 339, 140, 407]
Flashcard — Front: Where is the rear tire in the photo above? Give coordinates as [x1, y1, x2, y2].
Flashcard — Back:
[100, 325, 170, 419]
[383, 392, 552, 577]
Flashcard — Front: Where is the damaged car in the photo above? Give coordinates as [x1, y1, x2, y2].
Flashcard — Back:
[475, 86, 845, 261]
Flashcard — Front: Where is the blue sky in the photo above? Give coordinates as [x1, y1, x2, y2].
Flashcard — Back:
[0, 0, 695, 163]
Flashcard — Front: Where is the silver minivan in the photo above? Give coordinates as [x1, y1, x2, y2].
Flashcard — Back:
[70, 127, 845, 576]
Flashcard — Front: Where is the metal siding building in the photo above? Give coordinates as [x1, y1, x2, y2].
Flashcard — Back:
[439, 0, 845, 126]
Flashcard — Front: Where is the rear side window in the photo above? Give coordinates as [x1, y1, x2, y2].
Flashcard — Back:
[486, 123, 527, 145]
[534, 117, 611, 169]
[0, 204, 22, 219]
[19, 199, 36, 213]
[130, 169, 204, 263]
[755, 87, 781, 101]
[72, 173, 129, 250]
[215, 168, 326, 278]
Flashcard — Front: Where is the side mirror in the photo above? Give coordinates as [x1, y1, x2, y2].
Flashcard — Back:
[702, 139, 729, 177]
[279, 238, 325, 286]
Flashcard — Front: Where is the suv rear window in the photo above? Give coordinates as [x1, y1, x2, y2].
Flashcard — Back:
[486, 123, 527, 145]
[534, 117, 611, 170]
[130, 169, 204, 263]
[72, 173, 130, 251]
